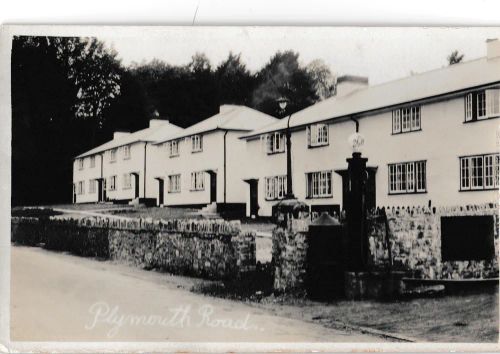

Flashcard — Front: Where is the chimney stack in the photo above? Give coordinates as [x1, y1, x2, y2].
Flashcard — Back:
[113, 131, 130, 140]
[487, 38, 500, 60]
[149, 119, 168, 128]
[336, 75, 369, 97]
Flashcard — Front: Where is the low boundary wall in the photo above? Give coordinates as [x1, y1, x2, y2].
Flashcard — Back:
[11, 216, 256, 280]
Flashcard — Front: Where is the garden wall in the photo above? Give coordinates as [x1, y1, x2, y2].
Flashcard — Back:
[272, 218, 310, 293]
[368, 203, 499, 279]
[11, 216, 256, 280]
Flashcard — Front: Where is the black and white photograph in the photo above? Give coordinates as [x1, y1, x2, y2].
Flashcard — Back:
[1, 23, 500, 353]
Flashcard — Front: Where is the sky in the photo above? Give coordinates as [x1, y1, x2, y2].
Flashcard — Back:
[100, 27, 500, 85]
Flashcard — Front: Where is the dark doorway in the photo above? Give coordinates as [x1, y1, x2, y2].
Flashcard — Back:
[245, 179, 259, 217]
[336, 167, 377, 212]
[97, 179, 103, 202]
[132, 173, 140, 199]
[156, 178, 164, 206]
[207, 171, 217, 203]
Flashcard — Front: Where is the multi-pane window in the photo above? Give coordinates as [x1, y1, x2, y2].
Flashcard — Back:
[90, 156, 95, 168]
[108, 175, 117, 191]
[465, 89, 500, 122]
[78, 158, 84, 170]
[168, 140, 180, 157]
[392, 106, 421, 134]
[122, 173, 132, 190]
[306, 171, 332, 198]
[307, 124, 329, 147]
[264, 175, 287, 200]
[191, 135, 203, 152]
[89, 179, 97, 194]
[168, 174, 181, 193]
[77, 181, 85, 195]
[460, 153, 499, 191]
[262, 132, 286, 154]
[110, 148, 117, 162]
[388, 161, 426, 194]
[123, 145, 131, 159]
[191, 171, 205, 191]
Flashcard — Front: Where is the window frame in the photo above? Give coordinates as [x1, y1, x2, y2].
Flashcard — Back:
[168, 174, 181, 193]
[459, 153, 499, 191]
[110, 148, 117, 163]
[108, 175, 117, 191]
[307, 123, 329, 148]
[78, 158, 84, 170]
[392, 106, 422, 135]
[122, 145, 131, 160]
[168, 139, 180, 157]
[191, 135, 203, 153]
[264, 175, 287, 201]
[122, 173, 132, 190]
[265, 132, 286, 154]
[305, 170, 333, 199]
[464, 89, 500, 123]
[190, 171, 205, 191]
[89, 179, 96, 194]
[90, 156, 95, 168]
[388, 160, 427, 195]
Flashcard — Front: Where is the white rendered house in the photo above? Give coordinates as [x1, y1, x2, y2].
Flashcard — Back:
[72, 119, 183, 204]
[148, 105, 278, 216]
[241, 39, 500, 217]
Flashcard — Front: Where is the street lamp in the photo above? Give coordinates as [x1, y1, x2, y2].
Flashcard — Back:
[276, 96, 294, 199]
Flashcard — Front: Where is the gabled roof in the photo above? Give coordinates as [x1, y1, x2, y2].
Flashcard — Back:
[152, 105, 278, 144]
[75, 120, 183, 158]
[243, 56, 500, 139]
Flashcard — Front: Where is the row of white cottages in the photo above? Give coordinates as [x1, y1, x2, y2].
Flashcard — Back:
[73, 39, 500, 217]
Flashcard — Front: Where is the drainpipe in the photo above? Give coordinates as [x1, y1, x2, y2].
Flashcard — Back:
[100, 152, 104, 202]
[285, 113, 295, 198]
[144, 142, 147, 198]
[350, 117, 360, 133]
[223, 130, 228, 204]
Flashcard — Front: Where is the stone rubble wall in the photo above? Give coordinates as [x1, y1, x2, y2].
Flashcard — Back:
[272, 218, 310, 292]
[11, 216, 256, 280]
[368, 203, 499, 279]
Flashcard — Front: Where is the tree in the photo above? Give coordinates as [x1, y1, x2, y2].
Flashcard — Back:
[252, 51, 319, 117]
[215, 52, 256, 106]
[306, 59, 336, 100]
[11, 36, 122, 205]
[448, 50, 464, 65]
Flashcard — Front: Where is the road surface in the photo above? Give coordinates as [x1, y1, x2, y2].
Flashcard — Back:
[11, 245, 380, 342]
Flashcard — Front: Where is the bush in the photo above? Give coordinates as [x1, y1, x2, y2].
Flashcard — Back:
[11, 208, 62, 218]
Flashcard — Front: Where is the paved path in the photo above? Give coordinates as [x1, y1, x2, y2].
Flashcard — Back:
[11, 246, 380, 342]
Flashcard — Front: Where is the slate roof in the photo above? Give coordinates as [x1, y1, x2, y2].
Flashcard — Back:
[152, 105, 278, 144]
[75, 120, 183, 158]
[243, 56, 500, 139]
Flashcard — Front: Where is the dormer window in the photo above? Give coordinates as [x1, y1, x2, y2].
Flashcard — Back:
[110, 148, 117, 162]
[465, 89, 500, 122]
[307, 123, 329, 147]
[191, 135, 203, 153]
[263, 132, 285, 154]
[168, 139, 180, 157]
[392, 106, 421, 134]
[122, 145, 130, 160]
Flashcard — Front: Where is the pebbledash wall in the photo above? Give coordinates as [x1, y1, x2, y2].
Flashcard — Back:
[368, 203, 499, 280]
[11, 216, 256, 279]
[272, 203, 499, 292]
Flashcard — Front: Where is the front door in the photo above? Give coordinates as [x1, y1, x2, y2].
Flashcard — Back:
[209, 172, 217, 203]
[97, 179, 103, 202]
[158, 179, 164, 206]
[249, 180, 259, 217]
[134, 173, 140, 199]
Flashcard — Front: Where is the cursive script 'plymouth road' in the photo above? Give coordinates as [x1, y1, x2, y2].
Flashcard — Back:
[85, 302, 262, 338]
